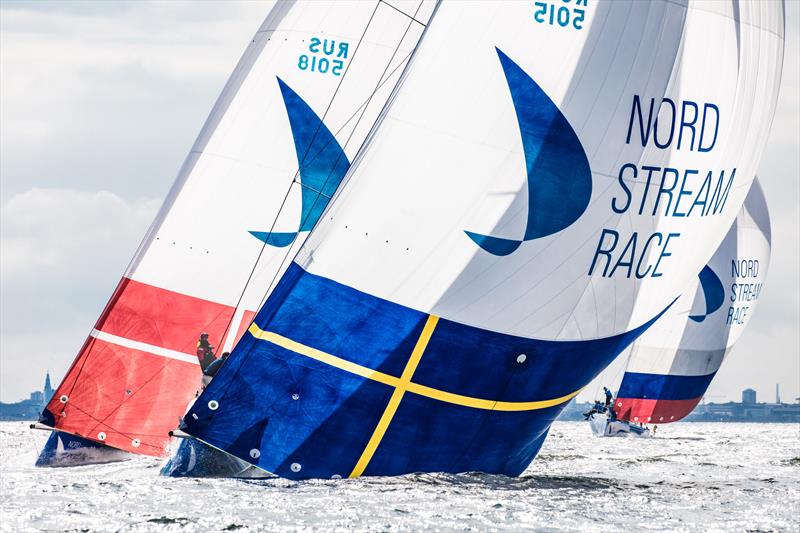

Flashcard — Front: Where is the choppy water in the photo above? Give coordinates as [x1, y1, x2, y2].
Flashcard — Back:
[1, 421, 798, 532]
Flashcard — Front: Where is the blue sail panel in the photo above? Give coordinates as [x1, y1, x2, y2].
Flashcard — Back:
[278, 78, 351, 233]
[249, 79, 351, 245]
[617, 371, 717, 402]
[183, 263, 671, 479]
[465, 48, 592, 255]
[689, 265, 725, 322]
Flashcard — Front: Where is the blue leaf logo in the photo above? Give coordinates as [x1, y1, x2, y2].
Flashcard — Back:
[689, 265, 725, 323]
[250, 78, 351, 247]
[465, 48, 592, 256]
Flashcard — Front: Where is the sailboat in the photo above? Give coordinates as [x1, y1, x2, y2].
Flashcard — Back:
[34, 0, 435, 467]
[175, 0, 784, 479]
[589, 178, 772, 437]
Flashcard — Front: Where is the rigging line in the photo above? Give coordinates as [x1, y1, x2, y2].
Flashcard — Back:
[293, 179, 332, 200]
[78, 293, 231, 436]
[203, 0, 408, 422]
[213, 0, 384, 351]
[199, 0, 436, 433]
[256, 0, 427, 317]
[379, 0, 428, 26]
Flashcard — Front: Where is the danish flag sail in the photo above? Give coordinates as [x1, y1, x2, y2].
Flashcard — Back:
[614, 178, 772, 424]
[38, 0, 434, 460]
[181, 0, 784, 478]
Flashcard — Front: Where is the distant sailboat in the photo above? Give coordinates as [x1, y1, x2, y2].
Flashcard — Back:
[178, 0, 784, 479]
[589, 178, 772, 437]
[35, 0, 434, 466]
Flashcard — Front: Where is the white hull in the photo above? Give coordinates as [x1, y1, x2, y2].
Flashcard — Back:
[588, 414, 650, 438]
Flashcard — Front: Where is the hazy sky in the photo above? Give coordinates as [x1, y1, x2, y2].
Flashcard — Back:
[1, 1, 798, 405]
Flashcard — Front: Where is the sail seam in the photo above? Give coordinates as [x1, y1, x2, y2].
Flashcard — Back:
[90, 330, 200, 366]
[349, 314, 438, 478]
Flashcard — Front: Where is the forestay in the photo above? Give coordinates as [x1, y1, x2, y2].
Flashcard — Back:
[183, 0, 785, 478]
[615, 178, 772, 424]
[40, 0, 434, 458]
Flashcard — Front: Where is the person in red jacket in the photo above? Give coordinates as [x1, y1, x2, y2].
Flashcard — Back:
[196, 332, 216, 371]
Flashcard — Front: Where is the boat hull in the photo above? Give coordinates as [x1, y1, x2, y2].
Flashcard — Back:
[161, 438, 270, 478]
[588, 414, 650, 438]
[35, 431, 132, 467]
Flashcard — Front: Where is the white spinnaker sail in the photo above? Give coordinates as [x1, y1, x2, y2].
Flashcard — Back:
[300, 0, 783, 340]
[615, 177, 772, 423]
[181, 0, 785, 479]
[42, 0, 436, 458]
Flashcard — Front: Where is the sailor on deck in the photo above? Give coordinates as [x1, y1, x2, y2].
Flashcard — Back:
[603, 387, 613, 408]
[196, 333, 217, 372]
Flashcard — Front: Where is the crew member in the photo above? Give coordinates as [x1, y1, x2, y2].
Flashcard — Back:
[196, 332, 216, 371]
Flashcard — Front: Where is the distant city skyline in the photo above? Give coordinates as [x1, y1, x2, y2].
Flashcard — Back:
[1, 1, 798, 404]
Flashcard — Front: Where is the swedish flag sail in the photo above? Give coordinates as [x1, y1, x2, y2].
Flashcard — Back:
[182, 0, 784, 478]
[615, 178, 772, 424]
[36, 0, 433, 465]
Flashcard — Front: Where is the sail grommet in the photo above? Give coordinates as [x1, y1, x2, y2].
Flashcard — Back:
[131, 438, 141, 448]
[290, 462, 302, 472]
[291, 393, 300, 401]
[331, 474, 342, 480]
[516, 354, 527, 364]
[191, 413, 199, 420]
[208, 400, 219, 411]
[98, 432, 106, 441]
[59, 395, 68, 403]
[249, 448, 261, 459]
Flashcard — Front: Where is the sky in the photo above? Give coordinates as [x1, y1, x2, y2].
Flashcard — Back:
[0, 1, 798, 405]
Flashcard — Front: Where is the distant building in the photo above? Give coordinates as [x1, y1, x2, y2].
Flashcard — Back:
[686, 386, 800, 423]
[0, 371, 54, 421]
[742, 388, 757, 405]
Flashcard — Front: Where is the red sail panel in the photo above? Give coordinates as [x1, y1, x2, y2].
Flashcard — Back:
[97, 278, 236, 354]
[44, 278, 254, 457]
[615, 397, 702, 425]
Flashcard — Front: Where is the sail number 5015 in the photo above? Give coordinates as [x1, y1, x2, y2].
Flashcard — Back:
[534, 0, 587, 30]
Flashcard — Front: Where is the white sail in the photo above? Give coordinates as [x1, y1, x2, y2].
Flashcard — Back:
[615, 178, 772, 424]
[182, 0, 785, 479]
[42, 0, 435, 459]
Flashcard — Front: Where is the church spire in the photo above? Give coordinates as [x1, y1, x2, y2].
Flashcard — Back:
[43, 370, 54, 404]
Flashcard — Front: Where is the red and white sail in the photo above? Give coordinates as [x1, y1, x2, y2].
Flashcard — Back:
[42, 0, 435, 457]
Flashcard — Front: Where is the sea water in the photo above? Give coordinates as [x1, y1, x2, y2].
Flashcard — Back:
[1, 421, 797, 532]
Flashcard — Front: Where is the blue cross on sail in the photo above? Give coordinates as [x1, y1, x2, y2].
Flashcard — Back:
[465, 48, 592, 256]
[688, 265, 725, 322]
[250, 78, 351, 247]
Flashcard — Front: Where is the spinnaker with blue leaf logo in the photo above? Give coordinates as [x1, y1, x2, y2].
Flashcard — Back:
[34, 0, 435, 466]
[602, 178, 772, 432]
[180, 0, 785, 478]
